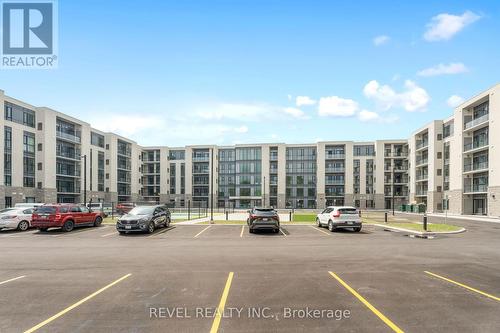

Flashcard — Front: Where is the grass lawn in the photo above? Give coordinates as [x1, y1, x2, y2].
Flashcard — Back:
[292, 213, 317, 222]
[380, 222, 462, 232]
[198, 220, 247, 225]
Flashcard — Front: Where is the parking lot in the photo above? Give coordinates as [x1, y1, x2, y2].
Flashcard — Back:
[1, 218, 499, 333]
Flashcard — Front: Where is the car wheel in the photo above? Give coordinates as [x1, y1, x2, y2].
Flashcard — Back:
[274, 228, 280, 233]
[165, 217, 171, 228]
[316, 218, 322, 227]
[249, 228, 254, 234]
[328, 220, 335, 232]
[94, 216, 102, 227]
[147, 222, 155, 234]
[17, 220, 30, 231]
[62, 220, 74, 232]
[354, 227, 362, 232]
[39, 228, 48, 232]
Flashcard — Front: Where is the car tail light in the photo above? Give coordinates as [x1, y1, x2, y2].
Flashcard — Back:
[332, 211, 340, 218]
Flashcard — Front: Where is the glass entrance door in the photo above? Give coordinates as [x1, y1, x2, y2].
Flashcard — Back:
[473, 198, 486, 215]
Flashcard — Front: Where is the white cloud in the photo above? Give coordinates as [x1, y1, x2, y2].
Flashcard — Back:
[373, 35, 390, 46]
[363, 80, 430, 112]
[424, 11, 481, 41]
[196, 102, 308, 121]
[417, 62, 468, 77]
[318, 96, 358, 117]
[358, 110, 380, 122]
[92, 115, 166, 136]
[295, 96, 316, 106]
[283, 107, 308, 119]
[447, 95, 465, 107]
[233, 125, 249, 133]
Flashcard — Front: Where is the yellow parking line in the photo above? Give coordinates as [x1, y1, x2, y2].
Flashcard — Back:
[328, 271, 404, 333]
[425, 271, 500, 302]
[240, 225, 244, 237]
[0, 275, 26, 285]
[194, 225, 211, 238]
[210, 272, 234, 333]
[309, 225, 331, 236]
[23, 273, 131, 333]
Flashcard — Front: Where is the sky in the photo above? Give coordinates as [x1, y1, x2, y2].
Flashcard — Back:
[1, 0, 499, 147]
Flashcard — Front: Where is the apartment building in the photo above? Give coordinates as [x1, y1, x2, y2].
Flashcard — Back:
[1, 83, 499, 215]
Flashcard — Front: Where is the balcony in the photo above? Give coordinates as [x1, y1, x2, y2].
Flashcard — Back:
[57, 150, 81, 160]
[416, 140, 428, 150]
[385, 151, 408, 157]
[464, 184, 488, 193]
[464, 139, 488, 153]
[393, 165, 408, 172]
[464, 114, 489, 130]
[117, 177, 132, 184]
[385, 191, 409, 197]
[326, 192, 345, 197]
[325, 167, 345, 173]
[56, 169, 81, 178]
[415, 158, 428, 166]
[117, 164, 131, 171]
[56, 131, 81, 143]
[270, 168, 278, 174]
[464, 161, 489, 173]
[415, 189, 428, 196]
[416, 173, 428, 181]
[326, 153, 345, 159]
[326, 180, 345, 186]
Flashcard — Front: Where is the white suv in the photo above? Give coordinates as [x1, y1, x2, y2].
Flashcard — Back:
[316, 206, 362, 232]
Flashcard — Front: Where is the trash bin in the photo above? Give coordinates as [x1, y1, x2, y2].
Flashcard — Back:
[417, 203, 426, 213]
[401, 204, 407, 212]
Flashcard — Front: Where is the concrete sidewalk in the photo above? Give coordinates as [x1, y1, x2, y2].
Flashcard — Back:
[397, 211, 500, 223]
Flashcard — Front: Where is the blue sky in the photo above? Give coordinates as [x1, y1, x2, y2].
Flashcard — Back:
[1, 0, 499, 146]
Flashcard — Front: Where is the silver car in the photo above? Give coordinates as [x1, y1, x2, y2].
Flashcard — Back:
[316, 206, 362, 232]
[0, 207, 34, 231]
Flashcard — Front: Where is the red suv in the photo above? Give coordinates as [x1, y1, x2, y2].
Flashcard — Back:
[31, 204, 103, 232]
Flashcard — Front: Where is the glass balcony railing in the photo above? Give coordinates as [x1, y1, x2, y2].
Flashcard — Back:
[416, 140, 428, 149]
[416, 158, 428, 166]
[416, 173, 428, 181]
[415, 189, 428, 196]
[57, 150, 81, 160]
[56, 131, 81, 143]
[464, 139, 489, 152]
[464, 184, 488, 193]
[325, 180, 345, 185]
[326, 153, 345, 159]
[464, 161, 489, 172]
[464, 114, 489, 130]
[325, 167, 345, 173]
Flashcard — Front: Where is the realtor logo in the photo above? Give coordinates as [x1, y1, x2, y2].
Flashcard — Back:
[1, 0, 58, 68]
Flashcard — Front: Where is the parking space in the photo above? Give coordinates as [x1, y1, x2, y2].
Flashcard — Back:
[1, 218, 499, 332]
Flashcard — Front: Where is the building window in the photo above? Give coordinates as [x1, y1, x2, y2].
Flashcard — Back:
[38, 162, 42, 170]
[437, 134, 442, 141]
[38, 143, 43, 151]
[38, 122, 43, 130]
[91, 132, 105, 148]
[4, 102, 35, 127]
[5, 197, 12, 208]
[437, 169, 442, 176]
[37, 182, 42, 189]
[437, 152, 442, 159]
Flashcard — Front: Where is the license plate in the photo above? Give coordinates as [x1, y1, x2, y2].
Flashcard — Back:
[262, 218, 268, 221]
[347, 221, 353, 225]
[125, 226, 131, 230]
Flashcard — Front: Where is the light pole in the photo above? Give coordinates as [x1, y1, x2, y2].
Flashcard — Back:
[210, 148, 214, 223]
[82, 154, 87, 205]
[392, 164, 395, 216]
[263, 176, 266, 207]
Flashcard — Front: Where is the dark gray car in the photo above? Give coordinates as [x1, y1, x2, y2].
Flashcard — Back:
[247, 207, 280, 233]
[116, 205, 171, 234]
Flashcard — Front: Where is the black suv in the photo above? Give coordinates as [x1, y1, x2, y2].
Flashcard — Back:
[116, 205, 171, 234]
[247, 207, 280, 233]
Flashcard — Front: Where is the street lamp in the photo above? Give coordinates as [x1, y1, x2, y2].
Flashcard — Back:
[81, 154, 87, 205]
[210, 148, 214, 223]
[263, 176, 266, 207]
[392, 164, 395, 216]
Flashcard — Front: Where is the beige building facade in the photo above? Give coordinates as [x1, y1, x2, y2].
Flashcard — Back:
[1, 84, 499, 215]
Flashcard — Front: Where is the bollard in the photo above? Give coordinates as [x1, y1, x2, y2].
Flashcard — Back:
[289, 211, 292, 222]
[188, 200, 191, 220]
[384, 212, 388, 223]
[226, 211, 229, 221]
[423, 213, 427, 231]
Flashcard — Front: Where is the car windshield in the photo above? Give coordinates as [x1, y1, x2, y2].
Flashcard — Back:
[255, 208, 274, 212]
[35, 206, 57, 214]
[128, 207, 155, 215]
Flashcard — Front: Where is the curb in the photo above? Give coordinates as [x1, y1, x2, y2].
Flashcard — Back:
[373, 224, 466, 235]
